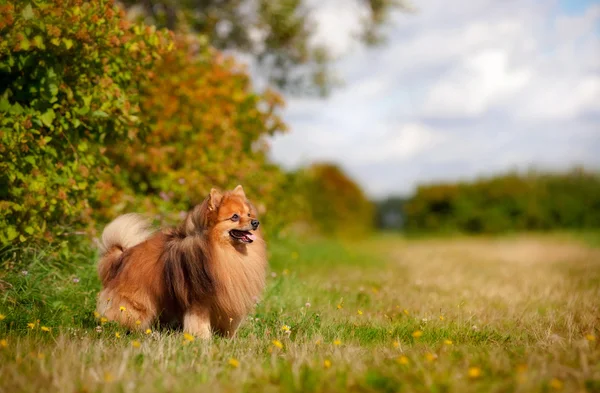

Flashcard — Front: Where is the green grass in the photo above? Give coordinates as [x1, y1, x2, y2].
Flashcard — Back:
[1, 234, 599, 392]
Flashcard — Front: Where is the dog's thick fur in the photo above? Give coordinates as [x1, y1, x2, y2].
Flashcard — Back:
[95, 185, 267, 338]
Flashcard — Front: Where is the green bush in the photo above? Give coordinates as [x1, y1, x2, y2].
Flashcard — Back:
[299, 163, 374, 237]
[0, 0, 171, 248]
[404, 170, 600, 234]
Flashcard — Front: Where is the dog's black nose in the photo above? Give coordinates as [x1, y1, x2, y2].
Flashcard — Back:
[251, 219, 259, 229]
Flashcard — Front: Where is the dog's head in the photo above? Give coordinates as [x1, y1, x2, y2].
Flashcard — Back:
[185, 185, 261, 245]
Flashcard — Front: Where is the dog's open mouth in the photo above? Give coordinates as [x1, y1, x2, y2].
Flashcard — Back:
[229, 229, 256, 243]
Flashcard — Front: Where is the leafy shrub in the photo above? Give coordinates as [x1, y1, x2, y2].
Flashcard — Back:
[95, 34, 291, 234]
[0, 0, 171, 247]
[299, 163, 374, 237]
[404, 170, 600, 234]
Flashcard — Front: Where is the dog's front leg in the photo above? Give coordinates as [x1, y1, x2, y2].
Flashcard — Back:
[183, 307, 212, 339]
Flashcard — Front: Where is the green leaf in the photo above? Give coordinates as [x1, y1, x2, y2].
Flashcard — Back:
[22, 4, 34, 20]
[24, 226, 34, 235]
[33, 35, 45, 49]
[40, 109, 56, 127]
[19, 234, 27, 243]
[24, 156, 35, 165]
[6, 226, 18, 241]
[0, 97, 9, 112]
[82, 95, 92, 108]
[92, 110, 109, 118]
[20, 38, 31, 50]
[48, 83, 58, 97]
[62, 38, 74, 50]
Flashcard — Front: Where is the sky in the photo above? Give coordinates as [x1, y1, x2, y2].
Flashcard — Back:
[267, 0, 600, 198]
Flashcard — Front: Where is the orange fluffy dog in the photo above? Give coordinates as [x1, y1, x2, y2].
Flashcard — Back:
[95, 185, 266, 338]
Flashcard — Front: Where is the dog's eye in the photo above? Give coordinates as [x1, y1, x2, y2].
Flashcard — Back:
[231, 214, 240, 221]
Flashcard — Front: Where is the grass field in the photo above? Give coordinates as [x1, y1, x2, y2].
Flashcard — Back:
[1, 233, 599, 392]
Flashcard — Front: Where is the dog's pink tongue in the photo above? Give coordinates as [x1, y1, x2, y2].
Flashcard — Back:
[248, 233, 257, 241]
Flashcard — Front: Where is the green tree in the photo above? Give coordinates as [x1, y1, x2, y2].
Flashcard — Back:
[120, 0, 411, 95]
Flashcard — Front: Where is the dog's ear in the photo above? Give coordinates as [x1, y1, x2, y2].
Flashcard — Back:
[232, 185, 246, 198]
[208, 188, 223, 211]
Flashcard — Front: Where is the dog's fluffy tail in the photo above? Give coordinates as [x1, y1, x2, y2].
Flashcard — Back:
[98, 214, 154, 284]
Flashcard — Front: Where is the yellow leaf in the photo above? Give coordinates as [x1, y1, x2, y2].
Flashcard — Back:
[62, 38, 73, 49]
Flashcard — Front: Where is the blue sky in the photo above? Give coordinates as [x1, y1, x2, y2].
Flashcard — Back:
[268, 0, 600, 197]
[560, 0, 598, 14]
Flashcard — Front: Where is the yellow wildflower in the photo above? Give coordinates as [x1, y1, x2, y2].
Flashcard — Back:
[425, 353, 437, 362]
[183, 333, 195, 342]
[444, 339, 453, 345]
[272, 339, 283, 349]
[93, 311, 100, 319]
[337, 304, 343, 310]
[396, 355, 409, 365]
[439, 315, 445, 321]
[119, 306, 126, 312]
[41, 326, 51, 332]
[27, 322, 36, 329]
[550, 378, 563, 390]
[333, 339, 341, 346]
[145, 328, 152, 335]
[115, 332, 121, 338]
[412, 330, 423, 338]
[393, 341, 400, 348]
[323, 359, 332, 369]
[131, 340, 141, 348]
[403, 309, 409, 315]
[468, 366, 482, 379]
[0, 314, 5, 321]
[357, 310, 363, 315]
[228, 358, 240, 368]
[585, 334, 596, 342]
[135, 320, 141, 326]
[0, 339, 7, 348]
[281, 324, 291, 332]
[100, 317, 108, 324]
[315, 340, 321, 346]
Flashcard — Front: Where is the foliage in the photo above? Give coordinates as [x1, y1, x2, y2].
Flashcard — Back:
[96, 34, 291, 234]
[121, 0, 411, 95]
[299, 163, 374, 237]
[403, 169, 600, 234]
[0, 0, 171, 247]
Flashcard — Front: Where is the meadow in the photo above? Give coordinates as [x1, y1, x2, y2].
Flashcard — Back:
[1, 233, 598, 393]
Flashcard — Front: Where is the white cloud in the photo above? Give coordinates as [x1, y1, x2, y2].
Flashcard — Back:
[423, 49, 532, 117]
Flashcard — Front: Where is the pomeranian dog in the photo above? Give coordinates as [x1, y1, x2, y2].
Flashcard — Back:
[95, 185, 267, 338]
